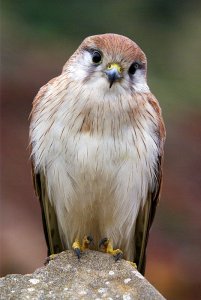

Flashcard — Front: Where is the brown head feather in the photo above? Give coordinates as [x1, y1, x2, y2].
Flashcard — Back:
[81, 34, 146, 64]
[63, 34, 147, 74]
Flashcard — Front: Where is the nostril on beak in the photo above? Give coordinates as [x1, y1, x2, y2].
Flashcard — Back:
[105, 63, 122, 88]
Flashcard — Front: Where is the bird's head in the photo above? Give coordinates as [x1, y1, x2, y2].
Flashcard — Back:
[63, 34, 149, 94]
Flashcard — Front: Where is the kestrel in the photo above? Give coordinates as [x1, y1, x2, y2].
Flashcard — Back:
[30, 34, 165, 274]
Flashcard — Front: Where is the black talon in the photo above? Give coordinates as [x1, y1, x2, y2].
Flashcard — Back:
[87, 235, 94, 246]
[114, 252, 123, 262]
[74, 248, 81, 259]
[99, 237, 108, 248]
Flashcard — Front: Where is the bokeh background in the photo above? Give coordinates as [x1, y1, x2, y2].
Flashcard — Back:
[1, 1, 201, 299]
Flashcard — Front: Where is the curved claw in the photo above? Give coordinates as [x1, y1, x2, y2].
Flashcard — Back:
[114, 251, 123, 261]
[99, 237, 123, 261]
[72, 235, 94, 259]
[74, 247, 81, 259]
[99, 237, 109, 249]
[72, 239, 81, 259]
[85, 235, 94, 247]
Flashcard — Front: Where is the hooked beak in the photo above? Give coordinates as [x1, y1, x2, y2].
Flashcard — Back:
[105, 63, 122, 88]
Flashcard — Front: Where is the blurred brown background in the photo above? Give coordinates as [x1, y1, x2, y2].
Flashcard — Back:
[1, 1, 201, 299]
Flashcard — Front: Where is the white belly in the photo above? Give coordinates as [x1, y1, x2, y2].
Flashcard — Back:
[45, 125, 157, 260]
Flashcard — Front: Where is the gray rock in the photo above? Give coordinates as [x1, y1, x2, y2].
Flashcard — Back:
[0, 250, 166, 299]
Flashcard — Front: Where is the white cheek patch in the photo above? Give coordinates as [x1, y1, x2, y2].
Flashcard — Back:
[133, 70, 150, 93]
[68, 51, 149, 94]
[68, 51, 93, 81]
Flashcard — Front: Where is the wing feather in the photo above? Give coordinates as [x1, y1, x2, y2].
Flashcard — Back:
[134, 96, 165, 274]
[134, 153, 163, 274]
[30, 77, 64, 256]
[31, 162, 64, 256]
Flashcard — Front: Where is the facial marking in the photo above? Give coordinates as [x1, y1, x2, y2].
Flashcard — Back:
[66, 34, 149, 93]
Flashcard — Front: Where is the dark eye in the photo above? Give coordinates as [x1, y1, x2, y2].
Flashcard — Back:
[128, 62, 141, 75]
[92, 51, 102, 64]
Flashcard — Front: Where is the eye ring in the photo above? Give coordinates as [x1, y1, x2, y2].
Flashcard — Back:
[91, 50, 102, 64]
[128, 62, 141, 75]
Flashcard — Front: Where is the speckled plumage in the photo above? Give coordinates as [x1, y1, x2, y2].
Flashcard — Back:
[30, 34, 165, 274]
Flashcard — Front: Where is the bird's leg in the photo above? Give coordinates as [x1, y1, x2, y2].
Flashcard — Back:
[99, 238, 123, 261]
[81, 235, 93, 250]
[72, 239, 82, 259]
[72, 235, 93, 259]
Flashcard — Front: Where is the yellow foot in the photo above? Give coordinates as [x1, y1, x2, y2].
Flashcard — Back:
[44, 253, 59, 265]
[72, 235, 93, 259]
[99, 238, 123, 261]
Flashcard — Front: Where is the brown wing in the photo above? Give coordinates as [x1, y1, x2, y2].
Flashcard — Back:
[30, 77, 64, 256]
[134, 153, 163, 275]
[31, 158, 64, 256]
[134, 97, 166, 275]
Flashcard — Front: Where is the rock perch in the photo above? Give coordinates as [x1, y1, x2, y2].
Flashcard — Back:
[0, 250, 166, 299]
